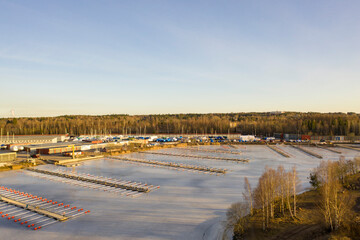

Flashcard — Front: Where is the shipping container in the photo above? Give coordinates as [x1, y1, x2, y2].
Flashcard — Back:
[301, 135, 311, 140]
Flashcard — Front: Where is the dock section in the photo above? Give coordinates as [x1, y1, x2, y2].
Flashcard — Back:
[182, 147, 242, 155]
[0, 185, 89, 231]
[108, 156, 227, 174]
[267, 145, 290, 158]
[26, 168, 159, 197]
[0, 194, 67, 221]
[336, 145, 360, 152]
[315, 145, 342, 154]
[140, 151, 249, 162]
[27, 168, 153, 193]
[290, 145, 323, 159]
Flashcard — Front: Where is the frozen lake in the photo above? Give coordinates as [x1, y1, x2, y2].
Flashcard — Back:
[0, 145, 359, 240]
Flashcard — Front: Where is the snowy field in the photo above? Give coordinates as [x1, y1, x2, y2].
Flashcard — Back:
[0, 145, 358, 240]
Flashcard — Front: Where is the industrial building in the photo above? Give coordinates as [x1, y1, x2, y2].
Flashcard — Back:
[0, 152, 17, 165]
[22, 141, 124, 155]
[0, 135, 67, 145]
[24, 142, 88, 155]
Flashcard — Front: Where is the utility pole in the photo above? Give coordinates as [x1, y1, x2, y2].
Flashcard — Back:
[68, 145, 75, 159]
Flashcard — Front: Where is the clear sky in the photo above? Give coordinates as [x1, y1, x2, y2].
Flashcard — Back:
[0, 0, 359, 117]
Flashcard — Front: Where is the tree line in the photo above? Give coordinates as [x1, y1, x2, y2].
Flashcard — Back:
[1, 112, 360, 136]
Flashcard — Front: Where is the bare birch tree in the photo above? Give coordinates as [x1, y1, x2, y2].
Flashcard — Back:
[292, 166, 299, 217]
[254, 174, 267, 230]
[224, 202, 249, 239]
[285, 171, 294, 219]
[277, 165, 286, 216]
[314, 160, 352, 231]
[243, 177, 253, 216]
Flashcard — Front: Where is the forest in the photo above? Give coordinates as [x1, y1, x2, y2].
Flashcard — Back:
[0, 112, 359, 136]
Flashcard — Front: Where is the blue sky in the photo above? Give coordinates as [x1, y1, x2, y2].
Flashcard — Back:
[0, 0, 359, 117]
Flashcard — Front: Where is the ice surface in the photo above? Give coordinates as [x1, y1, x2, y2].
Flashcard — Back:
[0, 145, 358, 240]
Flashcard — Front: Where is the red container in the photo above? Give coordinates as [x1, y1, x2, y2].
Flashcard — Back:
[301, 135, 311, 140]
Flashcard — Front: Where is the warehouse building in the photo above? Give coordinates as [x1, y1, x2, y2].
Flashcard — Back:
[24, 142, 87, 155]
[0, 135, 67, 145]
[0, 152, 17, 165]
[23, 141, 120, 155]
